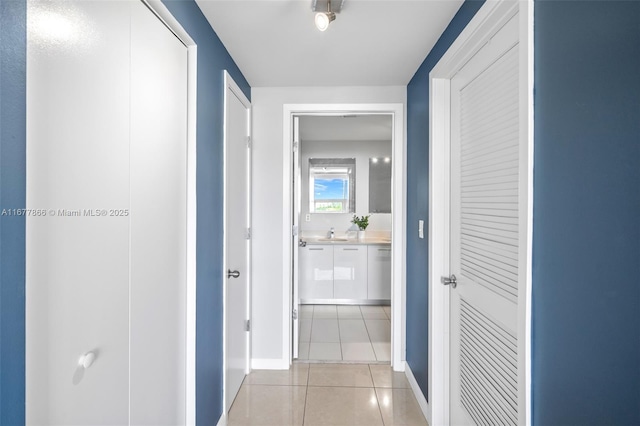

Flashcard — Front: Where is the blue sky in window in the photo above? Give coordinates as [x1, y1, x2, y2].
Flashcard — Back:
[315, 178, 348, 200]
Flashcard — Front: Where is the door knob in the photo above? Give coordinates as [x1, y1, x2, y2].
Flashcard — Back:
[79, 351, 96, 369]
[441, 274, 457, 289]
[227, 269, 240, 279]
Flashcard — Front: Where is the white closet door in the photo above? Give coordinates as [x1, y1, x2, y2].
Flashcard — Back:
[26, 1, 131, 424]
[129, 1, 188, 424]
[27, 1, 188, 424]
[449, 13, 523, 426]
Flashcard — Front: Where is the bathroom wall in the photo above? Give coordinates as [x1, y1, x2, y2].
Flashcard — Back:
[300, 139, 392, 236]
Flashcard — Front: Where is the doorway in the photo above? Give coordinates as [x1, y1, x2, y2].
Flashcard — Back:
[295, 115, 393, 362]
[283, 104, 405, 369]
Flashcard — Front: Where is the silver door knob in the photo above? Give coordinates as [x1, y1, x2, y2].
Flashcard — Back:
[227, 269, 240, 279]
[441, 274, 457, 289]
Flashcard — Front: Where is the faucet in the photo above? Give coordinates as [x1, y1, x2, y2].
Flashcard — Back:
[329, 227, 335, 239]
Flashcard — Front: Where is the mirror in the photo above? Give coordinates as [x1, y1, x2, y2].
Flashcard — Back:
[308, 158, 356, 213]
[369, 157, 391, 213]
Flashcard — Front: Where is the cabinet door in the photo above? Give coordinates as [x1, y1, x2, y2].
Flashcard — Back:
[299, 246, 334, 300]
[334, 245, 368, 299]
[367, 245, 392, 300]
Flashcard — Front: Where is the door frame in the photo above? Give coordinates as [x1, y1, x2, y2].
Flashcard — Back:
[222, 70, 252, 420]
[428, 1, 533, 425]
[283, 103, 405, 369]
[139, 2, 198, 423]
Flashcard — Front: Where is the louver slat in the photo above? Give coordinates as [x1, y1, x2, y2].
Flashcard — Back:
[459, 43, 519, 302]
[460, 299, 518, 425]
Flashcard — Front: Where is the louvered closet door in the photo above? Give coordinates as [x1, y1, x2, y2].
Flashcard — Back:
[449, 13, 523, 426]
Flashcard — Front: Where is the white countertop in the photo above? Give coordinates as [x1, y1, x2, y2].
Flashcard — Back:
[302, 237, 391, 246]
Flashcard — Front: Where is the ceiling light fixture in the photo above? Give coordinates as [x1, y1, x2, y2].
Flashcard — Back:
[315, 0, 336, 31]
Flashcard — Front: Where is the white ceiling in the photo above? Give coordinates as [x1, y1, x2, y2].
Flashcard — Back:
[195, 0, 464, 87]
[299, 115, 392, 141]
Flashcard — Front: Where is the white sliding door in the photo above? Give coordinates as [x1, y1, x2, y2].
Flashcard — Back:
[129, 2, 188, 424]
[26, 1, 132, 423]
[26, 1, 189, 423]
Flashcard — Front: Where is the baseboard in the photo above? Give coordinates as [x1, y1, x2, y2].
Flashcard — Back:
[405, 362, 431, 426]
[216, 412, 226, 426]
[251, 358, 289, 370]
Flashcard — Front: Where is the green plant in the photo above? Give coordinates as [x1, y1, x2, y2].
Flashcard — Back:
[351, 214, 371, 230]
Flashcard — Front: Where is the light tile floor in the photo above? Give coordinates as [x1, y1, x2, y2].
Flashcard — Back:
[228, 363, 429, 426]
[298, 305, 391, 362]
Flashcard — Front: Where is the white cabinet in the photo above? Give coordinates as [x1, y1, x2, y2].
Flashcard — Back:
[299, 246, 334, 299]
[299, 243, 391, 303]
[367, 245, 392, 300]
[333, 246, 368, 299]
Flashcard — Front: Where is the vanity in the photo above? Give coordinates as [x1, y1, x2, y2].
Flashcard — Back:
[299, 238, 391, 305]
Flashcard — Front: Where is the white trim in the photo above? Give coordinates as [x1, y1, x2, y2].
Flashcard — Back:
[404, 362, 431, 426]
[185, 47, 198, 426]
[428, 76, 450, 426]
[251, 358, 290, 370]
[216, 413, 226, 426]
[142, 2, 197, 424]
[144, 0, 193, 48]
[222, 70, 252, 416]
[282, 103, 406, 370]
[428, 0, 533, 425]
[520, 2, 534, 423]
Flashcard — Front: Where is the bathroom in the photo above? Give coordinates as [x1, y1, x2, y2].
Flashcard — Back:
[293, 114, 393, 362]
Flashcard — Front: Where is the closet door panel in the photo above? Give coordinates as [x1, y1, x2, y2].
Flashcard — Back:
[129, 1, 188, 424]
[26, 1, 131, 424]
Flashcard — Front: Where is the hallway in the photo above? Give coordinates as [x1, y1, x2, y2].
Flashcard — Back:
[227, 363, 428, 425]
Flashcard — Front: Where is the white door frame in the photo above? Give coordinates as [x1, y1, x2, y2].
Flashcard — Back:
[428, 1, 533, 425]
[132, 2, 199, 424]
[222, 70, 252, 422]
[283, 103, 406, 370]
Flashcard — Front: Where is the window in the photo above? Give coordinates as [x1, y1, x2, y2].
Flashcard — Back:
[309, 158, 356, 213]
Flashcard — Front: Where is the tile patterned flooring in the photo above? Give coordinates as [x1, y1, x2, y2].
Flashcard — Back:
[298, 305, 391, 362]
[228, 363, 429, 426]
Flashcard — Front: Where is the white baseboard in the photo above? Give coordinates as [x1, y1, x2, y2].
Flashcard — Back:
[251, 358, 289, 370]
[405, 362, 431, 426]
[216, 412, 226, 426]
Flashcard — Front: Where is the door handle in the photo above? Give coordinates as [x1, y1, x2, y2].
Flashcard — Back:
[227, 269, 240, 279]
[441, 274, 457, 289]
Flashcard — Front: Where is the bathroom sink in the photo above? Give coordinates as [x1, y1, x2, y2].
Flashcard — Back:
[317, 238, 349, 242]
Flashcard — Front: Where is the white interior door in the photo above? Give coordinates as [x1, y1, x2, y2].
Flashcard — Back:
[448, 13, 525, 425]
[224, 72, 251, 414]
[292, 116, 301, 360]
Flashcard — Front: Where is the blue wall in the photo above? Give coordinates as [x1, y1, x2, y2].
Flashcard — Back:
[405, 0, 484, 400]
[160, 2, 250, 424]
[0, 0, 250, 423]
[0, 0, 27, 424]
[532, 1, 640, 424]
